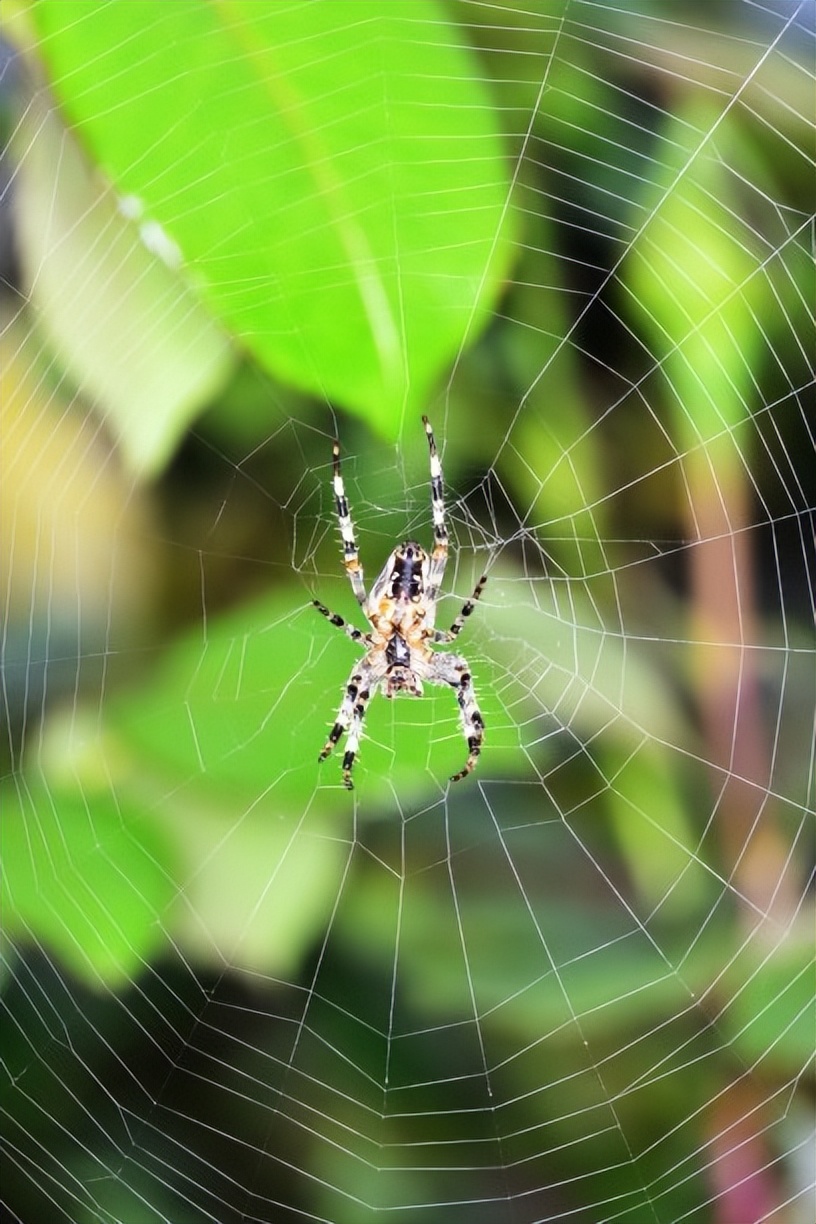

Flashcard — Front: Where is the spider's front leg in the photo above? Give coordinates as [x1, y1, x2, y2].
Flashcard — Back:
[422, 415, 449, 605]
[331, 439, 368, 608]
[318, 661, 374, 789]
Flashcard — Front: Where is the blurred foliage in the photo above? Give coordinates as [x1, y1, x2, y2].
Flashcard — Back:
[26, 0, 514, 455]
[2, 2, 814, 1222]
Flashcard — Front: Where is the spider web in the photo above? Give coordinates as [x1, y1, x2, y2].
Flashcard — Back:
[2, 2, 814, 1222]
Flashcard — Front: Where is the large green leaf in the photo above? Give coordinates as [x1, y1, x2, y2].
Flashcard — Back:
[13, 86, 233, 476]
[1, 779, 176, 987]
[31, 0, 514, 441]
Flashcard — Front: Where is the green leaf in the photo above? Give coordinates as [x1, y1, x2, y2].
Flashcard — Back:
[1, 779, 176, 987]
[13, 89, 233, 477]
[31, 0, 515, 440]
[167, 798, 345, 976]
[4, 628, 352, 978]
[720, 935, 815, 1074]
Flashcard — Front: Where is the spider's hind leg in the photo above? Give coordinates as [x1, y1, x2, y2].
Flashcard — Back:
[429, 652, 485, 783]
[318, 661, 374, 789]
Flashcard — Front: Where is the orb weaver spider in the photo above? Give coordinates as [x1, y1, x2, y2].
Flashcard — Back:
[314, 417, 486, 789]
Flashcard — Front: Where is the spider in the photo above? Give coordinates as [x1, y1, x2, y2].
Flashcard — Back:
[314, 416, 487, 790]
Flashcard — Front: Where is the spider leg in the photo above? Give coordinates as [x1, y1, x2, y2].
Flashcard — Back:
[339, 683, 373, 790]
[422, 415, 448, 604]
[432, 574, 488, 643]
[318, 660, 374, 789]
[428, 652, 485, 783]
[332, 439, 367, 608]
[312, 600, 370, 645]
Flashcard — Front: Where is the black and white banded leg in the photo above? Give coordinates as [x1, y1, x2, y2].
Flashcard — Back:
[339, 680, 373, 789]
[332, 440, 367, 608]
[422, 415, 448, 604]
[312, 599, 369, 645]
[430, 652, 485, 783]
[433, 573, 488, 644]
[318, 663, 374, 789]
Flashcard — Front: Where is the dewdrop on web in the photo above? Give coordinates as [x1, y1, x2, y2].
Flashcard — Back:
[117, 193, 182, 268]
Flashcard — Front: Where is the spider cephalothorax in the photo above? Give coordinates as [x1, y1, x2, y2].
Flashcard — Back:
[313, 417, 486, 789]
